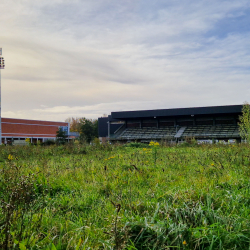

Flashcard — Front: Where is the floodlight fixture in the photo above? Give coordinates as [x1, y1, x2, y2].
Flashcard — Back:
[0, 57, 5, 69]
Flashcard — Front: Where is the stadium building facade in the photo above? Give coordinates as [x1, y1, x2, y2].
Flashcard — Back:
[98, 105, 243, 143]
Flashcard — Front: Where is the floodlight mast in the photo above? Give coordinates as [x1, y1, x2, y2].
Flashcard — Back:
[0, 48, 5, 145]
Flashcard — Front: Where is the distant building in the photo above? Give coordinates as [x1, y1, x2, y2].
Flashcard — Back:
[1, 117, 78, 144]
[98, 105, 243, 143]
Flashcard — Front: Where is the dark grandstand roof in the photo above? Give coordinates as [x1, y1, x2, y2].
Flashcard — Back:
[111, 105, 243, 119]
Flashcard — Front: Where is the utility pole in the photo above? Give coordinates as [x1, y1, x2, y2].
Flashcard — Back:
[0, 48, 5, 145]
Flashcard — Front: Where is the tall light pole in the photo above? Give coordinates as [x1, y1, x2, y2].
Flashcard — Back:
[0, 48, 5, 145]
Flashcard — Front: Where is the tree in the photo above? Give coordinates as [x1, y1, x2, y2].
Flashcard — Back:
[56, 127, 67, 145]
[239, 102, 250, 143]
[65, 117, 81, 132]
[79, 118, 98, 143]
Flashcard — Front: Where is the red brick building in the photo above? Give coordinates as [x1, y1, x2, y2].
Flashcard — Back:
[1, 118, 70, 144]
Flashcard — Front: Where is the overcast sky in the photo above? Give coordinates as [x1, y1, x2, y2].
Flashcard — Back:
[0, 0, 250, 121]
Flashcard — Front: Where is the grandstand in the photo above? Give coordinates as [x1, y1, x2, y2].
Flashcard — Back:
[98, 105, 243, 143]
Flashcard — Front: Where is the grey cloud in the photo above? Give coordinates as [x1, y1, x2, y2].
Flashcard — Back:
[0, 0, 250, 121]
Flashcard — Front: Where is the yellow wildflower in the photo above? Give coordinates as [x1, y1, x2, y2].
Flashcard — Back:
[183, 240, 187, 245]
[8, 154, 14, 161]
[149, 141, 160, 146]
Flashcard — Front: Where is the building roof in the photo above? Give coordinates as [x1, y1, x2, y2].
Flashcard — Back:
[2, 117, 68, 126]
[111, 105, 243, 119]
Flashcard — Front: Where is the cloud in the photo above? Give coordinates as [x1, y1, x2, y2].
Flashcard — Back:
[0, 0, 250, 121]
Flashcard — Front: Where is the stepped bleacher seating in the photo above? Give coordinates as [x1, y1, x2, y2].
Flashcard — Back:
[113, 125, 240, 141]
[118, 127, 176, 140]
[181, 125, 239, 138]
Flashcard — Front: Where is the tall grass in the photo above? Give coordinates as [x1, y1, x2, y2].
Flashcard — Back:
[0, 143, 250, 249]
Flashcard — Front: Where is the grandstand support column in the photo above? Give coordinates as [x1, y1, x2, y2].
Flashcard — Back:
[233, 116, 237, 125]
[175, 125, 179, 143]
[191, 115, 195, 125]
[140, 119, 142, 128]
[107, 121, 110, 141]
[156, 119, 159, 128]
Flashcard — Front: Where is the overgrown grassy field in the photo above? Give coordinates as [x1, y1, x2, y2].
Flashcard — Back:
[1, 142, 250, 249]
